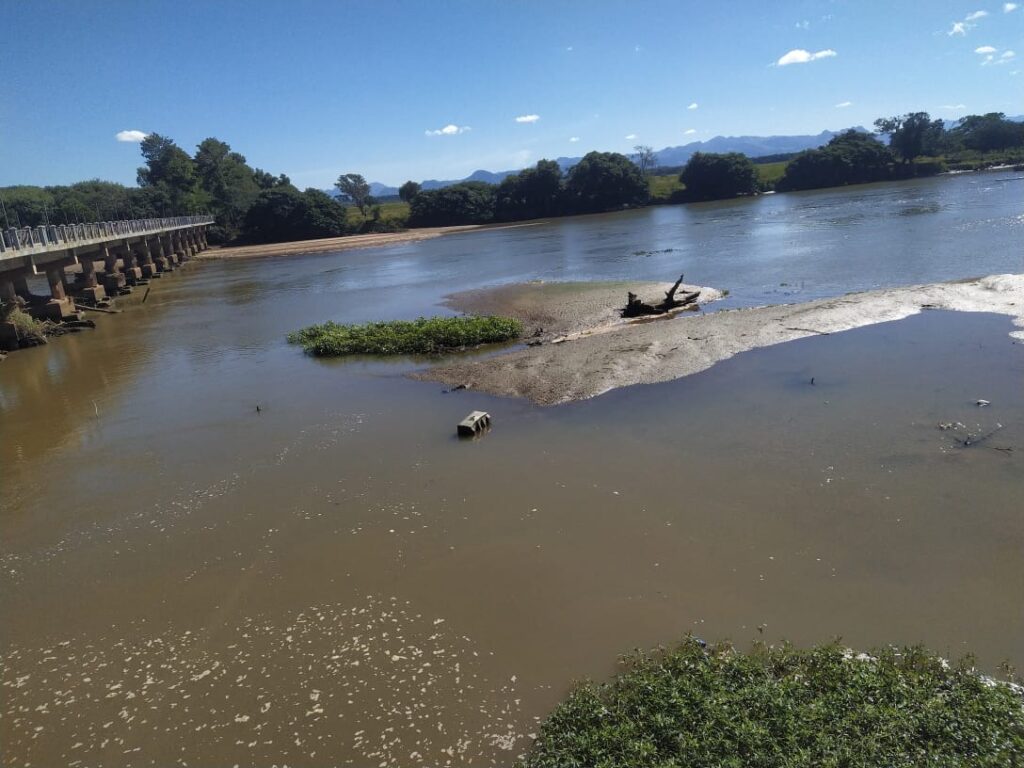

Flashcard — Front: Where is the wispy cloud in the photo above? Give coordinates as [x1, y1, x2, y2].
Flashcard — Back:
[514, 114, 540, 124]
[795, 19, 810, 30]
[568, 136, 580, 143]
[684, 129, 697, 135]
[975, 45, 997, 53]
[425, 124, 470, 136]
[625, 133, 638, 140]
[1005, 2, 1019, 12]
[1002, 50, 1017, 58]
[687, 102, 699, 110]
[115, 129, 148, 142]
[965, 9, 989, 20]
[941, 103, 967, 109]
[835, 100, 853, 108]
[948, 21, 969, 35]
[776, 48, 837, 66]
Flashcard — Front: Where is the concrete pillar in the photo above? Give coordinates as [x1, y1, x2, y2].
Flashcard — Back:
[75, 253, 107, 304]
[172, 232, 187, 262]
[137, 239, 158, 279]
[101, 245, 127, 294]
[13, 275, 31, 300]
[46, 265, 67, 300]
[0, 276, 17, 303]
[119, 245, 144, 285]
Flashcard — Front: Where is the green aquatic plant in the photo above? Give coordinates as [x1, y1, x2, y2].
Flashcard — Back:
[288, 315, 523, 356]
[520, 638, 1024, 768]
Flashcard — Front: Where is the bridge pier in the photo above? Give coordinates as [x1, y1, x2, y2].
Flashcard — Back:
[38, 262, 79, 321]
[72, 251, 107, 305]
[100, 245, 128, 294]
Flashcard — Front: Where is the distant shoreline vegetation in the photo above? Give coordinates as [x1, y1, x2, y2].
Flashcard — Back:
[2, 113, 1021, 247]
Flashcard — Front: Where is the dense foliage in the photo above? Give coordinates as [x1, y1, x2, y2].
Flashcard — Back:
[408, 181, 498, 227]
[564, 151, 650, 213]
[679, 152, 759, 201]
[777, 130, 895, 191]
[874, 113, 946, 163]
[288, 315, 523, 356]
[521, 638, 1024, 768]
[243, 187, 348, 243]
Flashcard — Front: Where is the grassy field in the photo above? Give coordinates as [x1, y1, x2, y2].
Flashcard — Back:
[520, 638, 1024, 768]
[344, 201, 410, 230]
[288, 315, 523, 356]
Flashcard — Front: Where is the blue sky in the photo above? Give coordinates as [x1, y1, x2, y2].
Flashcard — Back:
[1, 0, 1021, 188]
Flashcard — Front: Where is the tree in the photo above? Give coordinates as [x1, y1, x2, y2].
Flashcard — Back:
[242, 186, 348, 243]
[679, 152, 758, 201]
[254, 169, 291, 190]
[398, 180, 422, 202]
[565, 152, 649, 213]
[952, 113, 1024, 152]
[335, 173, 372, 216]
[136, 133, 200, 214]
[494, 159, 565, 221]
[632, 145, 658, 176]
[777, 131, 894, 192]
[407, 182, 496, 227]
[873, 112, 945, 163]
[194, 138, 260, 242]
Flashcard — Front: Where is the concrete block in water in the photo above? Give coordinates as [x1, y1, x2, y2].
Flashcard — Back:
[457, 411, 491, 437]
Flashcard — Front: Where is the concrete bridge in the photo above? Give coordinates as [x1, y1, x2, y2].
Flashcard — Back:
[0, 215, 213, 321]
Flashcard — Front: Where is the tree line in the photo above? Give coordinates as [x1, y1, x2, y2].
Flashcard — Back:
[2, 112, 1020, 244]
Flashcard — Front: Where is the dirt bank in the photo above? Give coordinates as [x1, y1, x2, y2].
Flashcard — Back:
[417, 275, 1024, 405]
[198, 222, 537, 260]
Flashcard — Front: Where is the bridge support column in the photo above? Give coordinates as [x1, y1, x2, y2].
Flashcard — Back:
[0, 277, 16, 303]
[73, 252, 107, 305]
[12, 274, 32, 301]
[136, 240, 158, 279]
[101, 245, 127, 294]
[119, 245, 144, 285]
[152, 236, 174, 271]
[35, 263, 79, 321]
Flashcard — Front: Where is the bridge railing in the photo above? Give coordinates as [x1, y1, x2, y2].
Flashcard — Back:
[0, 215, 214, 254]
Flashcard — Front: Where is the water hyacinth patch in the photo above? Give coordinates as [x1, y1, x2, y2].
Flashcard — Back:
[520, 638, 1024, 768]
[288, 315, 523, 356]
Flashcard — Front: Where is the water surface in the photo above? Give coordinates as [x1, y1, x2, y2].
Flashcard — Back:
[2, 172, 1022, 766]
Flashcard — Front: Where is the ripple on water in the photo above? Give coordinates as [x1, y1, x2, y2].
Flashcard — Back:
[1, 595, 528, 767]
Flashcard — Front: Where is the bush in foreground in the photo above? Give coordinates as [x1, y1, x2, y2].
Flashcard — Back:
[288, 315, 523, 356]
[521, 639, 1024, 768]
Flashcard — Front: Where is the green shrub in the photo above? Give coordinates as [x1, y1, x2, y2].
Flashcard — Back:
[521, 638, 1024, 768]
[288, 315, 523, 356]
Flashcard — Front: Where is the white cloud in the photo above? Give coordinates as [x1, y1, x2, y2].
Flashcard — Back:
[514, 114, 540, 123]
[975, 45, 997, 53]
[569, 136, 580, 142]
[684, 129, 697, 135]
[948, 21, 969, 35]
[687, 102, 699, 110]
[1005, 2, 1018, 11]
[566, 46, 574, 51]
[777, 48, 837, 66]
[625, 133, 638, 140]
[835, 100, 853, 108]
[1002, 49, 1016, 58]
[965, 9, 989, 20]
[425, 123, 470, 136]
[795, 19, 810, 29]
[115, 129, 148, 142]
[941, 103, 967, 109]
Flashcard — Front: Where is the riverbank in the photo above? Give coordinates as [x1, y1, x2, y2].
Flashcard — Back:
[418, 274, 1024, 405]
[199, 221, 538, 260]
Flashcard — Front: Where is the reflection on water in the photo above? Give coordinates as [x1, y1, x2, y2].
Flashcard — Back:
[1, 172, 1023, 766]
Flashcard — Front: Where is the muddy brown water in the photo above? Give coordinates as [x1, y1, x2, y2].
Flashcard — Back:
[1, 172, 1023, 766]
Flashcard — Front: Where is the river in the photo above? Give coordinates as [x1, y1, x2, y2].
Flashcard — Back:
[2, 171, 1022, 766]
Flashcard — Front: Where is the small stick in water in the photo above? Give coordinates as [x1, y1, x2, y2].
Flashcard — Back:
[142, 287, 151, 303]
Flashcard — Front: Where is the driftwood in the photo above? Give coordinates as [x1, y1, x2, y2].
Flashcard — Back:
[622, 274, 701, 317]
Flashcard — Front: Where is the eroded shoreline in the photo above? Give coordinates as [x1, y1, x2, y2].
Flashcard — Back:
[417, 275, 1024, 405]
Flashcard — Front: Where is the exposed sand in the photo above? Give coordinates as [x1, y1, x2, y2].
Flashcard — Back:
[417, 275, 1024, 406]
[198, 222, 535, 260]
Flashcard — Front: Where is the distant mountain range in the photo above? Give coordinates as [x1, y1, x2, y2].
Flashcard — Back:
[357, 120, 1018, 198]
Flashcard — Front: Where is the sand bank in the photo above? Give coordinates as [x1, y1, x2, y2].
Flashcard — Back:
[417, 275, 1024, 405]
[198, 222, 537, 260]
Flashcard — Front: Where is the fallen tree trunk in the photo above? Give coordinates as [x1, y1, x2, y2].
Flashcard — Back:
[622, 274, 701, 317]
